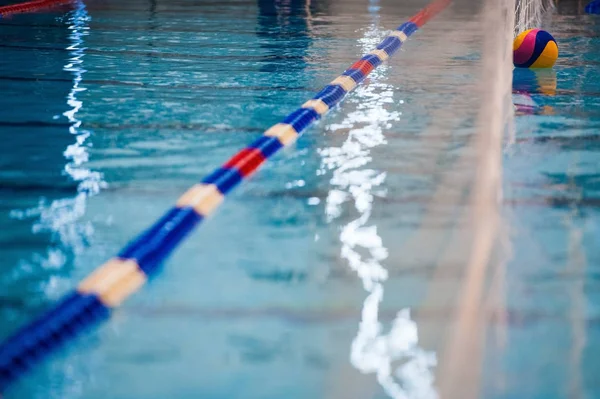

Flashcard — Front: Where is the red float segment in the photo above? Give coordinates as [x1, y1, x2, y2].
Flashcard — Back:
[0, 0, 73, 16]
[349, 60, 375, 77]
[223, 148, 267, 177]
[410, 0, 451, 27]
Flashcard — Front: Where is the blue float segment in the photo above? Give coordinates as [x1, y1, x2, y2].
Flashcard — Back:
[360, 54, 382, 69]
[342, 68, 366, 84]
[586, 0, 600, 13]
[0, 293, 80, 368]
[0, 293, 109, 391]
[118, 207, 202, 276]
[282, 108, 319, 133]
[377, 36, 402, 56]
[201, 167, 244, 195]
[117, 207, 182, 266]
[12, 293, 86, 357]
[397, 22, 419, 36]
[313, 85, 346, 108]
[248, 135, 283, 159]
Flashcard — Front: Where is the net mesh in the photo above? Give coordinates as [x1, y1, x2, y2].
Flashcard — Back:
[515, 0, 555, 33]
[327, 0, 523, 397]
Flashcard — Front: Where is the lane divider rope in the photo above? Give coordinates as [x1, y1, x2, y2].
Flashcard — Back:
[0, 0, 74, 17]
[0, 0, 451, 391]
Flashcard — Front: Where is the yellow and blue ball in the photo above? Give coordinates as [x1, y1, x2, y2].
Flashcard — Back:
[513, 29, 558, 69]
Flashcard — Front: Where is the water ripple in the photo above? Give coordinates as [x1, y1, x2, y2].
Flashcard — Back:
[320, 3, 437, 397]
[9, 3, 104, 295]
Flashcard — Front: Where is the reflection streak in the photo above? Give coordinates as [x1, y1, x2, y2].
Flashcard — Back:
[12, 2, 104, 292]
[320, 3, 436, 397]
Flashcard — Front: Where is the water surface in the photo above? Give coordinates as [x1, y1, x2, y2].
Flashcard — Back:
[0, 0, 598, 398]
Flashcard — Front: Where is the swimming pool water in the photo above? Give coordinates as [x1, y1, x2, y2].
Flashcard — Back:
[0, 0, 599, 398]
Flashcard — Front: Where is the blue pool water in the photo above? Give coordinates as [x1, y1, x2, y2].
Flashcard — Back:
[0, 0, 599, 398]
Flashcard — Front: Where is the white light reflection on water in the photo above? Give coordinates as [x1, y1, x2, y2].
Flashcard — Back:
[319, 4, 437, 398]
[11, 3, 104, 292]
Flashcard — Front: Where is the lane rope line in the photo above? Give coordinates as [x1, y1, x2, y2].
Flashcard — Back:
[0, 0, 74, 18]
[0, 0, 451, 391]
